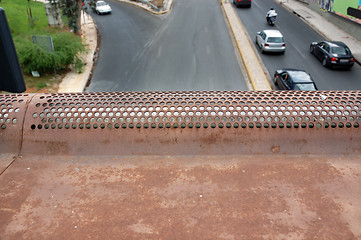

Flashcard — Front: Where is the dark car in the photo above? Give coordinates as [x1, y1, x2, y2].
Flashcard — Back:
[233, 0, 251, 8]
[274, 69, 318, 90]
[310, 41, 355, 69]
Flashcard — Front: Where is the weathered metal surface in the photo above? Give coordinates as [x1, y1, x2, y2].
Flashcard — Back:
[0, 94, 30, 171]
[16, 90, 361, 156]
[0, 155, 360, 239]
[1, 91, 361, 239]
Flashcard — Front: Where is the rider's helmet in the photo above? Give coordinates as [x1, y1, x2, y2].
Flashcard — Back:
[270, 7, 274, 10]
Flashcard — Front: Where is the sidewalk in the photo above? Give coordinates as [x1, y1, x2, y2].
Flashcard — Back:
[275, 0, 361, 64]
[58, 12, 97, 92]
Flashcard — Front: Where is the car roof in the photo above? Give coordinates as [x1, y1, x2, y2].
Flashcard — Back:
[324, 41, 348, 48]
[282, 69, 313, 83]
[262, 30, 283, 37]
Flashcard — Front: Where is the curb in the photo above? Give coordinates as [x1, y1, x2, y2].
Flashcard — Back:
[115, 0, 174, 15]
[221, 0, 272, 90]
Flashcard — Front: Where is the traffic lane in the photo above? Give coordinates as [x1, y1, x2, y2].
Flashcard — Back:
[87, 1, 162, 92]
[111, 0, 247, 91]
[234, 0, 361, 90]
[88, 0, 247, 92]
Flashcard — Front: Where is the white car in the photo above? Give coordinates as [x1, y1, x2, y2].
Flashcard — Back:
[96, 1, 112, 15]
[256, 30, 285, 54]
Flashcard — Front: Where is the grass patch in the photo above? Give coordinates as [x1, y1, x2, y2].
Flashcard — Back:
[24, 72, 64, 93]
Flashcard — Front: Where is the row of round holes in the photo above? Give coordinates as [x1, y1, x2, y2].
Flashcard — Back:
[34, 115, 360, 124]
[0, 118, 17, 124]
[31, 110, 360, 119]
[32, 109, 360, 122]
[0, 98, 26, 104]
[2, 93, 360, 107]
[1, 108, 20, 114]
[30, 121, 360, 130]
[33, 99, 361, 108]
[33, 103, 360, 113]
[39, 92, 361, 99]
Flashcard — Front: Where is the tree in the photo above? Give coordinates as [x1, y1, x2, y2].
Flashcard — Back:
[49, 0, 81, 33]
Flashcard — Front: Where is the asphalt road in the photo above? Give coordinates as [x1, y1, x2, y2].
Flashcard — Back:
[233, 0, 361, 90]
[87, 0, 247, 92]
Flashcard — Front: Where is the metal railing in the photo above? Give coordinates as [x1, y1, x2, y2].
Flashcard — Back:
[1, 90, 360, 156]
[135, 0, 159, 12]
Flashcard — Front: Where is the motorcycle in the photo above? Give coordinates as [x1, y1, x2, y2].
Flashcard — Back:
[266, 13, 277, 26]
[266, 16, 276, 25]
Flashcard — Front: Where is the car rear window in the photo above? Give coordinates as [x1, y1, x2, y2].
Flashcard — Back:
[288, 71, 311, 81]
[294, 83, 316, 91]
[331, 46, 350, 55]
[267, 37, 284, 43]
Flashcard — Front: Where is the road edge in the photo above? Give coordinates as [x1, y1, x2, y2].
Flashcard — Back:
[221, 0, 272, 90]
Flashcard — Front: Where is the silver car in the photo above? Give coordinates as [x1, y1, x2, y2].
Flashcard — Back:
[95, 1, 112, 15]
[256, 30, 285, 54]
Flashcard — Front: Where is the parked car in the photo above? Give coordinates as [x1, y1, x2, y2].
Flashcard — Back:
[256, 30, 285, 54]
[310, 41, 355, 69]
[96, 1, 112, 15]
[233, 0, 251, 8]
[274, 69, 318, 90]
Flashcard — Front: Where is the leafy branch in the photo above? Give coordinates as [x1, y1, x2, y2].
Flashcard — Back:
[49, 0, 82, 33]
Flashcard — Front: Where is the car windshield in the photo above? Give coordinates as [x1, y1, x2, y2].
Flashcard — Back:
[294, 83, 316, 90]
[331, 46, 350, 55]
[267, 37, 284, 43]
[97, 2, 107, 6]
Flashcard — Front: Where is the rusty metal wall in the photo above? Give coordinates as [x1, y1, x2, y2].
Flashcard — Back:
[1, 91, 360, 156]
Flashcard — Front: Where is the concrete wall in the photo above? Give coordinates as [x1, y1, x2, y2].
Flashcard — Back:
[299, 0, 361, 41]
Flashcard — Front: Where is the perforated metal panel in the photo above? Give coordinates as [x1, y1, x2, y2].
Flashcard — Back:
[0, 94, 30, 155]
[1, 91, 361, 156]
[24, 91, 361, 130]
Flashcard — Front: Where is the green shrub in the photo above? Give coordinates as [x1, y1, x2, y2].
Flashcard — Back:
[17, 32, 84, 74]
[37, 82, 46, 90]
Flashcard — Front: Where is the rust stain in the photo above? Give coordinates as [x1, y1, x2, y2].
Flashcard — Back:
[271, 145, 280, 153]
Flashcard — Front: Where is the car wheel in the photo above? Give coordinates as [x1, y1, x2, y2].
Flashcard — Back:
[309, 45, 314, 54]
[96, 11, 99, 15]
[322, 58, 328, 67]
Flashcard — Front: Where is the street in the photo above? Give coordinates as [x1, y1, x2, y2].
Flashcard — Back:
[87, 0, 248, 92]
[87, 0, 361, 91]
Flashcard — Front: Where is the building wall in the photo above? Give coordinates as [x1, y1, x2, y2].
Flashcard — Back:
[301, 0, 361, 41]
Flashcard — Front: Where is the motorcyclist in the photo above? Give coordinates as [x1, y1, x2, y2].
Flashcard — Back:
[266, 8, 277, 24]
